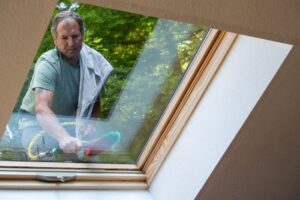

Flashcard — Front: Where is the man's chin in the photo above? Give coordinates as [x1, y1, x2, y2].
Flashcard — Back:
[66, 51, 79, 57]
[67, 50, 79, 55]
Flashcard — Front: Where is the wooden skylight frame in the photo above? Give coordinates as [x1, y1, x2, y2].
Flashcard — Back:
[0, 1, 237, 189]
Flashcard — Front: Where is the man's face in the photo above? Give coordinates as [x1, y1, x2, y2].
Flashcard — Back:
[53, 18, 83, 64]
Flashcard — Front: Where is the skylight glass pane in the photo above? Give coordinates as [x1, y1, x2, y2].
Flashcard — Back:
[0, 1, 209, 164]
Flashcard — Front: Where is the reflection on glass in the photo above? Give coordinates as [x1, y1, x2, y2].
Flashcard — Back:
[0, 1, 208, 164]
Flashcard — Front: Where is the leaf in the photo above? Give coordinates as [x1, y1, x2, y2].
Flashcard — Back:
[93, 38, 102, 44]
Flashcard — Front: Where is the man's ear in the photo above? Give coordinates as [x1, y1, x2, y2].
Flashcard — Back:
[52, 35, 57, 47]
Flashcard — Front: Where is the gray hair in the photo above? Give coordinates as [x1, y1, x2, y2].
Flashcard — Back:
[51, 11, 85, 36]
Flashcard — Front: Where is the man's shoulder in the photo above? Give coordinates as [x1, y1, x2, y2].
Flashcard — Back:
[38, 48, 60, 64]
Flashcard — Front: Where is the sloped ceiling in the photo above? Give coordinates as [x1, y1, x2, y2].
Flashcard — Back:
[0, 1, 299, 199]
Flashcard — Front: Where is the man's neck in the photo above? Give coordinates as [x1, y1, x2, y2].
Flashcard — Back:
[62, 55, 80, 65]
[66, 58, 79, 65]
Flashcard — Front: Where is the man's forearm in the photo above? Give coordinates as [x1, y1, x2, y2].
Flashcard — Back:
[35, 105, 70, 142]
[35, 101, 82, 153]
[34, 87, 82, 154]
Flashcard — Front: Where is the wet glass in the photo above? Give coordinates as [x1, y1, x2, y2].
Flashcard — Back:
[0, 2, 209, 164]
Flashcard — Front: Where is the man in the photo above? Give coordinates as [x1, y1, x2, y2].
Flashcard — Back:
[19, 11, 113, 155]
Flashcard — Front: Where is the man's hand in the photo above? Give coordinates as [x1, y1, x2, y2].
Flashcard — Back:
[35, 88, 82, 153]
[58, 135, 82, 154]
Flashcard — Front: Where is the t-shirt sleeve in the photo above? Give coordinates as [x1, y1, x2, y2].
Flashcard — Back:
[32, 58, 57, 92]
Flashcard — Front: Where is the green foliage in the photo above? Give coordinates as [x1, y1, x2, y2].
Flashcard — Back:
[78, 4, 157, 118]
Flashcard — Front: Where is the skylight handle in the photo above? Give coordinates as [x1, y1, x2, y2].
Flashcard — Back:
[36, 173, 76, 183]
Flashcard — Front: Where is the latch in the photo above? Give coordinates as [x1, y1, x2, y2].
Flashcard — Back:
[36, 173, 76, 183]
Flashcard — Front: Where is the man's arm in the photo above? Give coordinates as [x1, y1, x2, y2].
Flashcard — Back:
[35, 88, 82, 153]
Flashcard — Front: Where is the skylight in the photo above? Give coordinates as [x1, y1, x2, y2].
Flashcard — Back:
[0, 1, 208, 165]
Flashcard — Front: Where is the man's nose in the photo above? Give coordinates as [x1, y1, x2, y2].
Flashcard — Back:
[67, 38, 75, 46]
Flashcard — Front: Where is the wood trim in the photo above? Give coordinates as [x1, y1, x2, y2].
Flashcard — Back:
[0, 171, 146, 181]
[0, 180, 148, 190]
[0, 161, 138, 170]
[136, 29, 219, 167]
[142, 31, 238, 184]
[0, 169, 147, 189]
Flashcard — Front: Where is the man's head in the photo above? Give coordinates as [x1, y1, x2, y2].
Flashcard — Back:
[51, 11, 85, 64]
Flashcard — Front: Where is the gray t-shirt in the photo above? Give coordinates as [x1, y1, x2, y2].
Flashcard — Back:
[21, 48, 80, 116]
